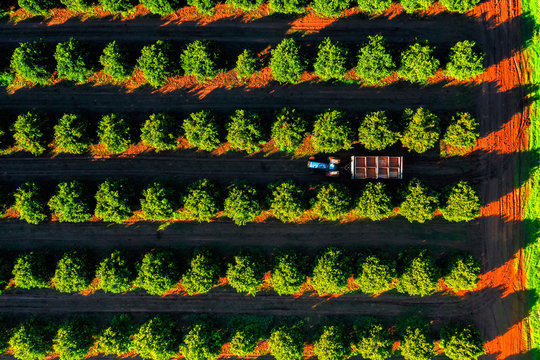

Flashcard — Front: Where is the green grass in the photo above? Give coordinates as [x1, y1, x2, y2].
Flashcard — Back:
[522, 0, 540, 355]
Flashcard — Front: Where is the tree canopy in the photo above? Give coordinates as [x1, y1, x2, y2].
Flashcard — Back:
[310, 247, 352, 295]
[141, 0, 180, 15]
[94, 178, 134, 223]
[311, 110, 353, 153]
[310, 0, 351, 16]
[356, 182, 394, 221]
[180, 41, 221, 82]
[14, 181, 47, 224]
[271, 108, 307, 152]
[183, 179, 219, 222]
[187, 0, 216, 14]
[399, 321, 434, 360]
[223, 184, 261, 226]
[270, 251, 306, 295]
[140, 182, 178, 221]
[235, 49, 260, 79]
[269, 38, 305, 83]
[12, 251, 50, 289]
[60, 0, 92, 12]
[52, 251, 91, 293]
[140, 113, 177, 152]
[179, 319, 222, 360]
[269, 0, 305, 14]
[269, 324, 304, 360]
[313, 38, 348, 81]
[18, 0, 55, 14]
[226, 250, 264, 295]
[398, 42, 439, 84]
[400, 107, 440, 153]
[96, 314, 135, 356]
[396, 250, 440, 296]
[356, 35, 395, 85]
[96, 250, 134, 293]
[137, 40, 173, 88]
[9, 319, 53, 360]
[53, 114, 90, 154]
[443, 112, 479, 148]
[311, 183, 351, 221]
[11, 40, 52, 85]
[444, 253, 481, 292]
[53, 318, 94, 360]
[445, 41, 485, 80]
[136, 250, 179, 295]
[100, 41, 132, 81]
[133, 316, 180, 360]
[48, 181, 92, 223]
[268, 181, 305, 222]
[440, 0, 480, 12]
[353, 319, 393, 360]
[400, 0, 433, 12]
[358, 111, 400, 151]
[226, 0, 262, 11]
[356, 253, 396, 294]
[314, 324, 351, 360]
[440, 181, 480, 222]
[12, 112, 48, 156]
[181, 249, 221, 295]
[97, 113, 132, 154]
[54, 38, 93, 83]
[182, 110, 221, 151]
[399, 179, 439, 223]
[440, 323, 485, 360]
[226, 109, 263, 153]
[357, 0, 391, 13]
[228, 320, 263, 357]
[98, 0, 134, 13]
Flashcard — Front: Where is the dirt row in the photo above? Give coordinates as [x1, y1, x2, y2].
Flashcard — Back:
[0, 15, 482, 46]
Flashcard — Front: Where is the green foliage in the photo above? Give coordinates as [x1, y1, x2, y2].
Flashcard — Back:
[311, 247, 351, 295]
[48, 181, 92, 223]
[12, 112, 48, 156]
[353, 319, 393, 360]
[398, 42, 439, 84]
[94, 178, 134, 223]
[133, 316, 180, 360]
[140, 113, 177, 151]
[356, 0, 391, 13]
[314, 325, 351, 360]
[53, 318, 94, 360]
[181, 41, 221, 82]
[60, 0, 92, 11]
[183, 179, 219, 222]
[440, 181, 480, 222]
[10, 319, 53, 360]
[269, 324, 304, 360]
[399, 179, 439, 223]
[11, 40, 52, 85]
[96, 314, 135, 356]
[400, 107, 440, 153]
[54, 38, 93, 83]
[0, 72, 14, 87]
[0, 258, 13, 295]
[271, 251, 306, 295]
[98, 0, 134, 13]
[182, 110, 220, 151]
[444, 253, 480, 292]
[358, 111, 399, 151]
[310, 0, 351, 16]
[18, 0, 54, 14]
[268, 181, 305, 222]
[180, 319, 222, 360]
[223, 184, 261, 226]
[356, 182, 394, 221]
[52, 251, 91, 293]
[140, 182, 178, 221]
[226, 0, 262, 11]
[440, 323, 485, 360]
[96, 250, 134, 293]
[399, 321, 433, 360]
[269, 38, 305, 83]
[226, 109, 263, 153]
[356, 253, 396, 294]
[13, 251, 50, 289]
[141, 0, 180, 15]
[396, 249, 439, 296]
[182, 249, 221, 295]
[400, 0, 433, 12]
[226, 249, 264, 295]
[313, 38, 348, 81]
[100, 41, 132, 81]
[356, 35, 395, 85]
[311, 183, 351, 221]
[235, 49, 260, 79]
[269, 0, 305, 14]
[98, 113, 132, 154]
[311, 110, 353, 153]
[440, 0, 479, 12]
[443, 112, 479, 148]
[14, 182, 47, 224]
[445, 41, 485, 80]
[53, 114, 90, 154]
[187, 0, 215, 14]
[271, 108, 307, 152]
[228, 320, 263, 357]
[137, 40, 173, 88]
[0, 319, 10, 353]
[136, 250, 179, 295]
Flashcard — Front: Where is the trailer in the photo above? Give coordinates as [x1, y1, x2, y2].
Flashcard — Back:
[308, 156, 403, 179]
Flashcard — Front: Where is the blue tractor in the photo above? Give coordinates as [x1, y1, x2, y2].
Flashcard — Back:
[307, 157, 341, 177]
